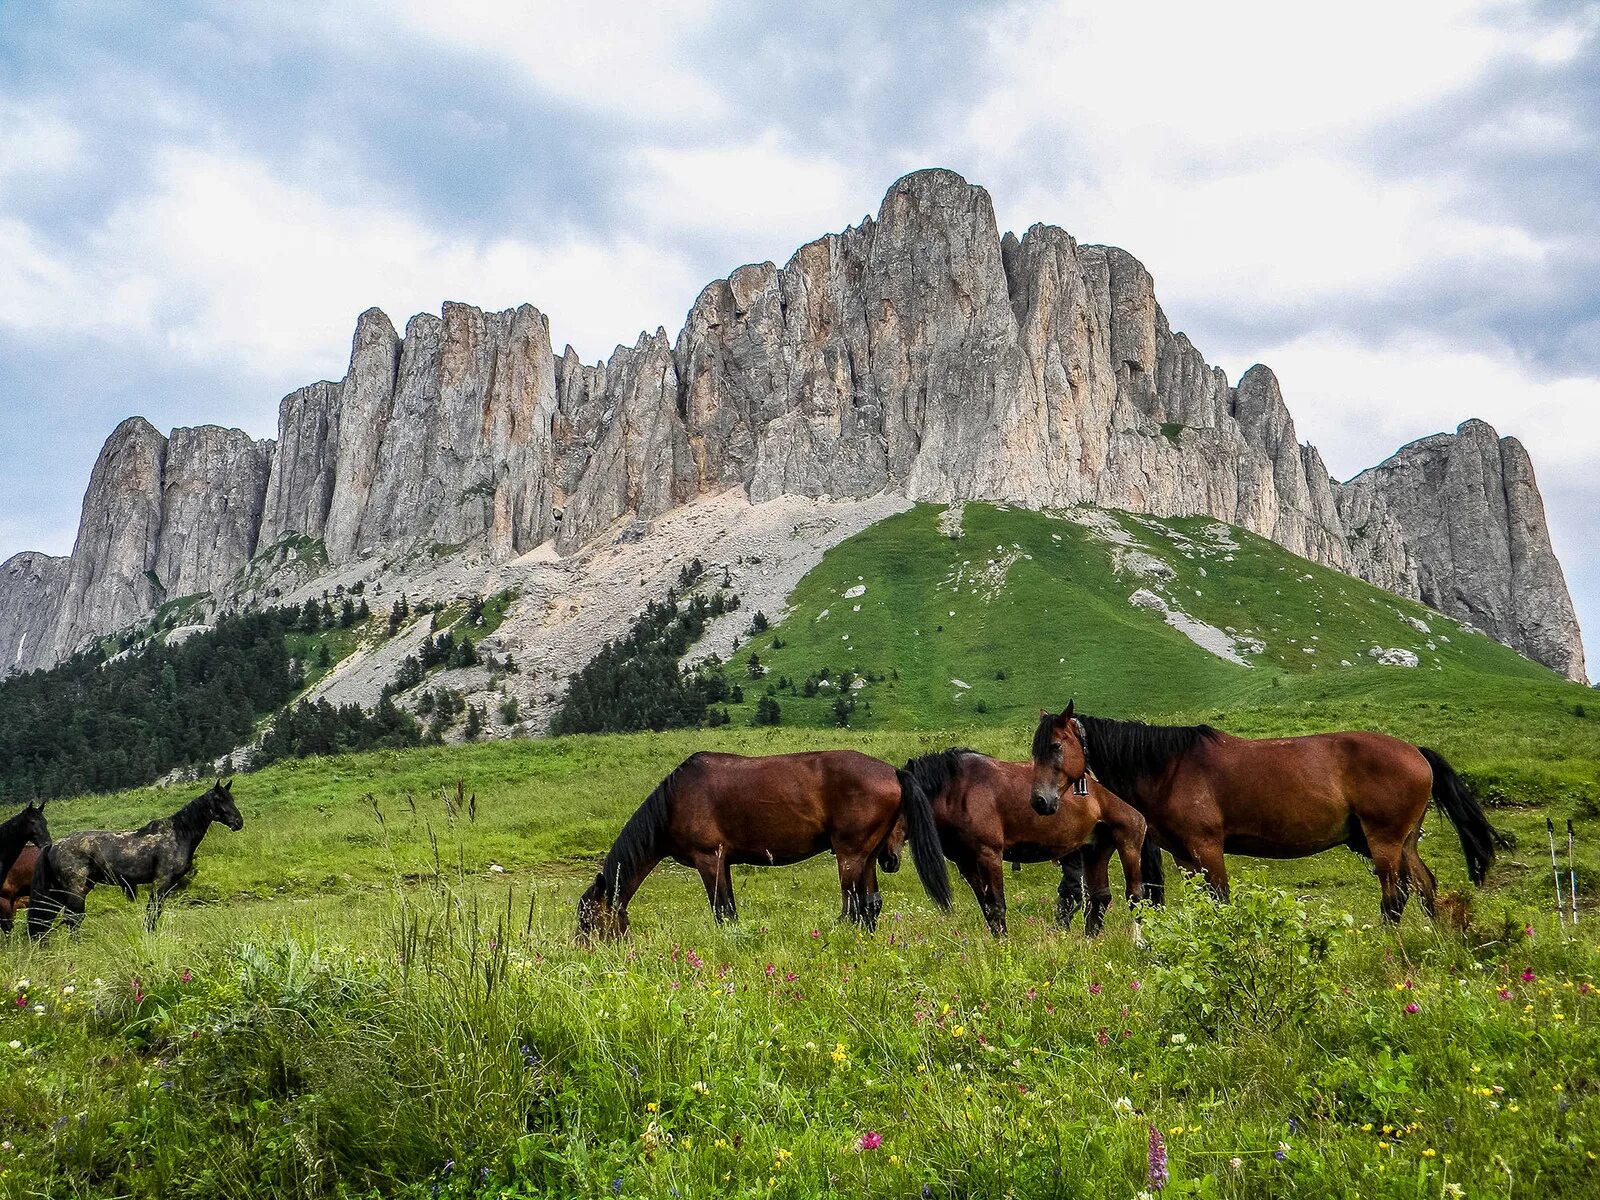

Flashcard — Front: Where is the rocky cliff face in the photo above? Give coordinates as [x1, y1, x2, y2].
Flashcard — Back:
[1338, 420, 1585, 680]
[0, 169, 1585, 679]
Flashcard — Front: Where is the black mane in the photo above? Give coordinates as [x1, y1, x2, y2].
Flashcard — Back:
[1048, 714, 1219, 800]
[900, 748, 984, 803]
[146, 788, 218, 838]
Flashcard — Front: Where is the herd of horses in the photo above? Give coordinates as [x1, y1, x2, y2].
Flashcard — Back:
[0, 705, 1510, 944]
[0, 781, 244, 938]
[577, 703, 1513, 939]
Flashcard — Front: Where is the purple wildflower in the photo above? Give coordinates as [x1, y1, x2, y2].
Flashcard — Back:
[1147, 1125, 1169, 1190]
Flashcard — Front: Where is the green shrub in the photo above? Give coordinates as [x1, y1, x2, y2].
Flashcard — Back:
[1144, 876, 1338, 1035]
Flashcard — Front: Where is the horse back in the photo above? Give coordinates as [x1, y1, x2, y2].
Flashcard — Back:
[672, 749, 900, 859]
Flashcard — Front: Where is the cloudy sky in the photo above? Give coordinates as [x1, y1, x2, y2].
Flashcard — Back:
[2, 0, 1596, 669]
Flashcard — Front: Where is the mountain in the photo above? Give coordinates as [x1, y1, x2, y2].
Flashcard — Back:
[0, 169, 1584, 681]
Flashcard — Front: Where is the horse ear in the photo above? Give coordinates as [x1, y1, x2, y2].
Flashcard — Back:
[224, 779, 234, 792]
[1063, 699, 1075, 720]
[1039, 708, 1051, 720]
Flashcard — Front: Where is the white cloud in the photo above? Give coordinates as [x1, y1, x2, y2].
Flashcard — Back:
[0, 146, 704, 376]
[627, 133, 855, 247]
[0, 101, 83, 183]
[377, 0, 725, 121]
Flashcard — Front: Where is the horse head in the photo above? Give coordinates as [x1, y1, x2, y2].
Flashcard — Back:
[877, 815, 907, 874]
[1029, 701, 1089, 815]
[18, 799, 51, 850]
[206, 778, 245, 832]
[576, 872, 629, 942]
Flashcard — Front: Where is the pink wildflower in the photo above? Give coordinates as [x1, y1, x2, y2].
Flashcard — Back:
[1521, 969, 1536, 983]
[686, 949, 703, 970]
[765, 964, 776, 978]
[1130, 979, 1142, 992]
[857, 1131, 883, 1151]
[180, 970, 192, 984]
[1404, 1002, 1420, 1014]
[1089, 983, 1102, 996]
[810, 929, 822, 939]
[1497, 988, 1513, 1001]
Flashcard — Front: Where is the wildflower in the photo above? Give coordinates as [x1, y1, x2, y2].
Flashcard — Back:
[950, 1024, 966, 1038]
[645, 1102, 659, 1113]
[1113, 1097, 1134, 1114]
[611, 1178, 623, 1194]
[784, 971, 797, 983]
[60, 985, 74, 997]
[1497, 988, 1513, 1001]
[1096, 1026, 1110, 1046]
[685, 949, 703, 970]
[1522, 969, 1536, 983]
[1169, 1033, 1187, 1046]
[12, 997, 22, 1009]
[1130, 979, 1142, 992]
[1146, 1126, 1168, 1190]
[774, 1148, 792, 1164]
[6, 1041, 19, 1051]
[1275, 1142, 1290, 1162]
[1089, 983, 1102, 996]
[692, 1080, 709, 1095]
[1404, 1002, 1419, 1014]
[1422, 1148, 1437, 1158]
[11, 979, 27, 992]
[810, 929, 821, 939]
[857, 1131, 883, 1151]
[889, 1154, 902, 1166]
[1377, 1141, 1390, 1150]
[32, 1004, 44, 1015]
[1228, 1157, 1243, 1171]
[765, 964, 776, 977]
[180, 970, 192, 984]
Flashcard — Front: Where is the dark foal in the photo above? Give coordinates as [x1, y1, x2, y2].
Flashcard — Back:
[29, 780, 244, 937]
[0, 803, 50, 932]
[900, 742, 1144, 937]
[577, 750, 951, 939]
[1030, 705, 1511, 923]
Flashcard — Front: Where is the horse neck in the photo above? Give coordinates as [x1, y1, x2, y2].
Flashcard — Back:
[169, 798, 216, 851]
[0, 811, 30, 862]
[1080, 717, 1201, 807]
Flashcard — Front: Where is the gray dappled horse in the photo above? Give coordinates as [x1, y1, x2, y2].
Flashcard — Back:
[28, 780, 243, 937]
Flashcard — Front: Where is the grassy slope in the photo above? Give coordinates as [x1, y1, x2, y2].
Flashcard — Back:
[3, 503, 1597, 1199]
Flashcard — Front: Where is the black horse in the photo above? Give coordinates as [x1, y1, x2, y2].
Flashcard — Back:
[29, 780, 244, 936]
[0, 802, 51, 908]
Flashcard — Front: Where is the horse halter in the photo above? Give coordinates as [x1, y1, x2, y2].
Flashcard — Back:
[1069, 717, 1092, 796]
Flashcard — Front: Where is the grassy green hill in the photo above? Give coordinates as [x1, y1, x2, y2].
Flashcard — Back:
[2, 502, 1597, 1199]
[716, 502, 1561, 730]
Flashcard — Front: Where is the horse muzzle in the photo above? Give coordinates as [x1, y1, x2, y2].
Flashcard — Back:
[1030, 790, 1061, 816]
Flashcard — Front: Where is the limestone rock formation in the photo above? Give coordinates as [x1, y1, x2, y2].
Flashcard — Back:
[0, 552, 69, 672]
[0, 169, 1584, 679]
[1337, 420, 1585, 680]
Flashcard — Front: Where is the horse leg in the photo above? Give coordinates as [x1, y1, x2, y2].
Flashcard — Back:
[1371, 841, 1407, 923]
[835, 854, 880, 930]
[693, 851, 737, 925]
[0, 897, 12, 935]
[1083, 838, 1116, 937]
[957, 848, 1007, 937]
[1056, 850, 1086, 930]
[1139, 832, 1167, 906]
[1402, 836, 1438, 920]
[1191, 840, 1231, 902]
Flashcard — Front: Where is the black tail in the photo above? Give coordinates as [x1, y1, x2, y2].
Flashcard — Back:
[600, 760, 686, 907]
[26, 844, 59, 939]
[896, 768, 953, 911]
[1420, 747, 1514, 886]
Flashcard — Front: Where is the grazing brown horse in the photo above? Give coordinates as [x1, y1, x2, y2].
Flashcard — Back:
[1030, 704, 1512, 922]
[898, 748, 1145, 937]
[0, 845, 38, 935]
[0, 803, 50, 933]
[577, 750, 952, 939]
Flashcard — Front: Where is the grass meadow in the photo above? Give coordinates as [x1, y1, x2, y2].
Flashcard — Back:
[2, 502, 1597, 1197]
[0, 716, 1596, 1200]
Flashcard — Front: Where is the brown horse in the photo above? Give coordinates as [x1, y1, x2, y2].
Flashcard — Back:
[0, 845, 37, 935]
[898, 747, 1145, 937]
[577, 750, 952, 939]
[1030, 703, 1512, 922]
